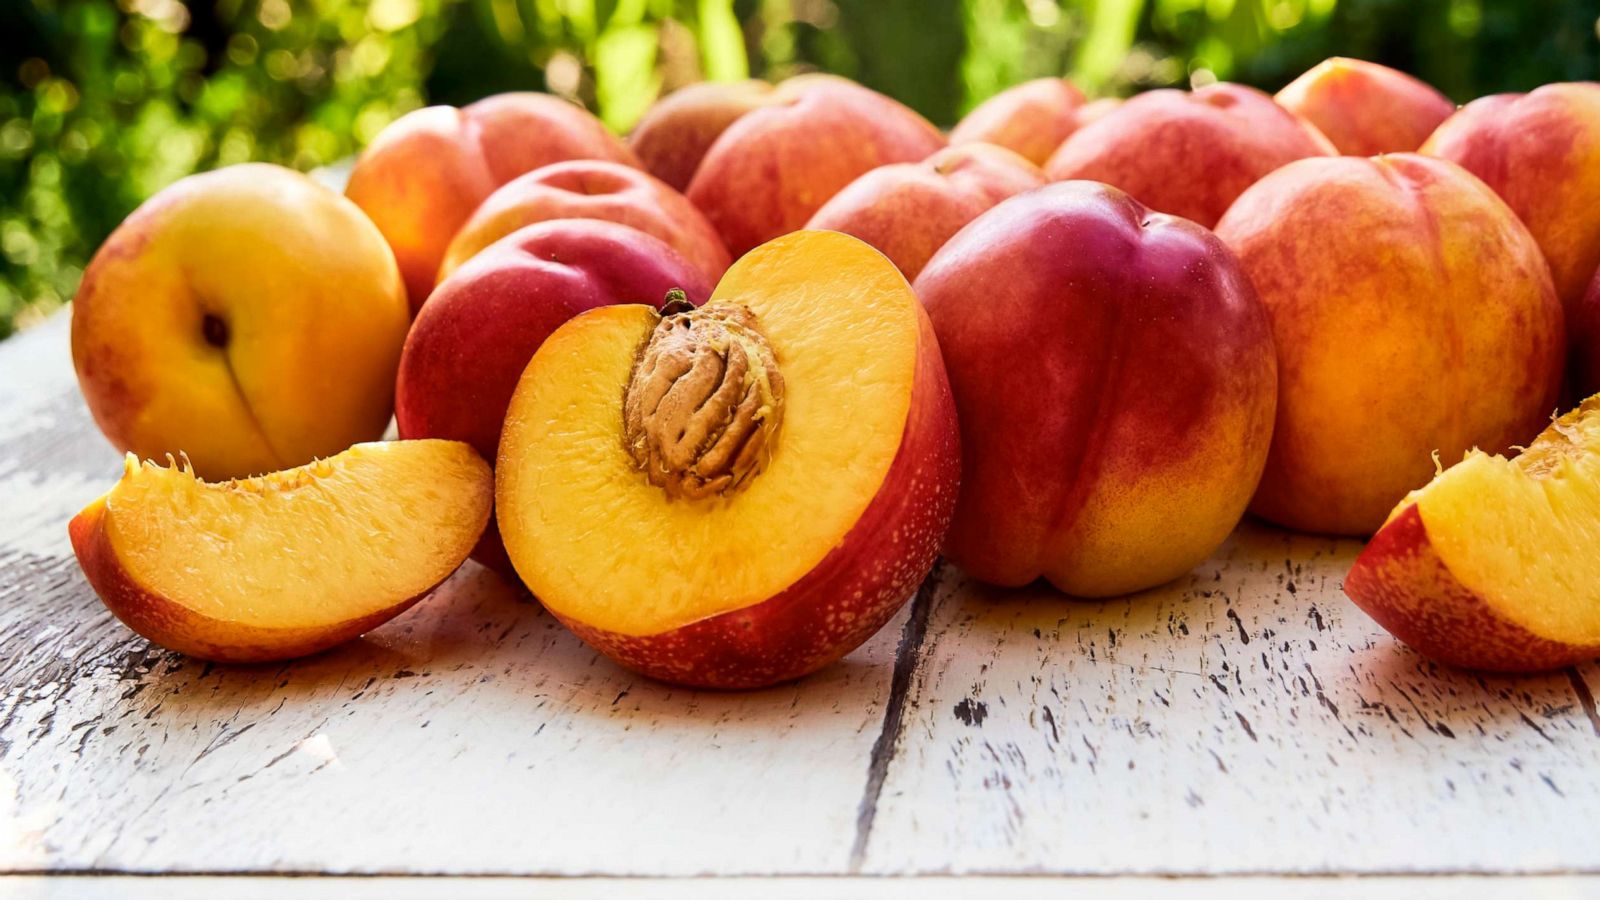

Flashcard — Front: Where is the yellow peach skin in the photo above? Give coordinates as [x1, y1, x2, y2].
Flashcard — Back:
[1421, 83, 1600, 319]
[1276, 57, 1455, 157]
[346, 94, 641, 312]
[1216, 154, 1565, 536]
[72, 163, 410, 481]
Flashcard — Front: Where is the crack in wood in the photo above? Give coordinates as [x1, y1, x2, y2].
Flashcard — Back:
[1565, 668, 1600, 738]
[847, 561, 942, 873]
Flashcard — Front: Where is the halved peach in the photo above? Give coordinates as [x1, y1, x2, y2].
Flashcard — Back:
[495, 230, 959, 688]
[69, 440, 493, 663]
[1345, 396, 1600, 672]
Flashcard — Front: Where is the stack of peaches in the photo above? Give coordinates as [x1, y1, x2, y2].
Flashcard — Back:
[66, 59, 1600, 688]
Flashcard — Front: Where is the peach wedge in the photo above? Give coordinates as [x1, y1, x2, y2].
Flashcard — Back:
[69, 440, 493, 663]
[1345, 396, 1600, 672]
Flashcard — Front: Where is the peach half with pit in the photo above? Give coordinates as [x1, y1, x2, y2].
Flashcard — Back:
[495, 230, 960, 688]
[69, 440, 493, 663]
[1345, 395, 1600, 672]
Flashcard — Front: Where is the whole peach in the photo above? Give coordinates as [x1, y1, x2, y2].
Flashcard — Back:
[438, 160, 730, 283]
[915, 181, 1277, 596]
[346, 94, 639, 312]
[72, 163, 409, 481]
[949, 78, 1087, 166]
[805, 143, 1045, 281]
[1421, 83, 1600, 317]
[687, 78, 945, 256]
[627, 80, 776, 191]
[1276, 57, 1455, 156]
[1044, 83, 1335, 228]
[1216, 154, 1565, 535]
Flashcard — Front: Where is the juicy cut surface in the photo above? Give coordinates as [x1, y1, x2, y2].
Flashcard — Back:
[496, 232, 922, 637]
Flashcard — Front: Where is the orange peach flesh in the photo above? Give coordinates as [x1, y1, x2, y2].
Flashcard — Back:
[1346, 396, 1600, 670]
[69, 440, 493, 662]
[496, 231, 922, 637]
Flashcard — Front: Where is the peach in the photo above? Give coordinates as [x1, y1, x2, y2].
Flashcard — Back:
[627, 80, 776, 191]
[687, 78, 946, 256]
[914, 181, 1276, 596]
[71, 163, 409, 482]
[1344, 395, 1600, 672]
[804, 143, 1045, 281]
[1216, 154, 1565, 536]
[495, 230, 959, 688]
[345, 93, 640, 312]
[1044, 83, 1335, 228]
[1421, 83, 1600, 316]
[949, 78, 1087, 166]
[1275, 57, 1455, 156]
[437, 159, 730, 283]
[396, 219, 715, 574]
[1576, 268, 1600, 399]
[69, 440, 492, 663]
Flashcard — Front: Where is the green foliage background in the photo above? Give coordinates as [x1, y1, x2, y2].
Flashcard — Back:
[2, 0, 1597, 336]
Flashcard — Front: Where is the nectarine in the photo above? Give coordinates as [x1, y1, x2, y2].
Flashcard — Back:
[69, 440, 493, 663]
[437, 160, 730, 283]
[495, 230, 959, 688]
[804, 143, 1045, 281]
[686, 78, 946, 256]
[1044, 83, 1334, 228]
[627, 80, 776, 191]
[71, 163, 410, 482]
[1275, 57, 1455, 157]
[915, 181, 1277, 596]
[949, 78, 1087, 166]
[1421, 83, 1600, 317]
[1345, 395, 1600, 672]
[1216, 154, 1565, 535]
[345, 94, 640, 312]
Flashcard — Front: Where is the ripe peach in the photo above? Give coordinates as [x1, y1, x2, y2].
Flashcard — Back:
[804, 143, 1045, 281]
[345, 94, 640, 312]
[437, 160, 730, 283]
[686, 78, 946, 256]
[627, 80, 776, 191]
[1216, 154, 1565, 536]
[1345, 395, 1600, 672]
[71, 163, 409, 482]
[69, 440, 492, 663]
[1275, 57, 1455, 156]
[495, 231, 959, 688]
[396, 219, 715, 574]
[1044, 83, 1335, 228]
[1421, 83, 1600, 316]
[949, 78, 1087, 166]
[915, 181, 1276, 596]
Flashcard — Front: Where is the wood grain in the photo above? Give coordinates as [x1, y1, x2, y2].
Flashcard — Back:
[859, 527, 1600, 875]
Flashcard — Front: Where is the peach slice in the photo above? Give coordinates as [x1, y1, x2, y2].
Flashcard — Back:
[495, 230, 959, 688]
[69, 440, 493, 663]
[1345, 396, 1600, 672]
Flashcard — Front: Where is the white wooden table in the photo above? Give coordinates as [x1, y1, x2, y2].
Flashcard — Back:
[4, 310, 1600, 898]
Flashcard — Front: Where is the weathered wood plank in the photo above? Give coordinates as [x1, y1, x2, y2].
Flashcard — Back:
[858, 526, 1600, 875]
[0, 313, 910, 875]
[9, 874, 1600, 900]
